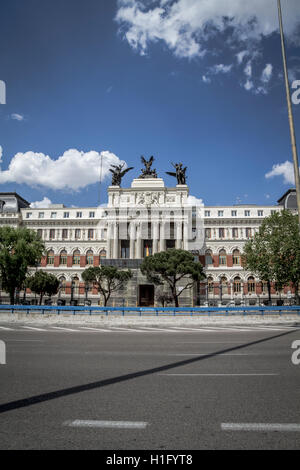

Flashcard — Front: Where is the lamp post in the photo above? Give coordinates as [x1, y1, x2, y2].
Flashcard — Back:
[219, 281, 223, 305]
[277, 0, 300, 230]
[71, 279, 75, 304]
[85, 282, 89, 304]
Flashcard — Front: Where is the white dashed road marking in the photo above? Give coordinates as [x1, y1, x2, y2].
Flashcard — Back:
[221, 423, 300, 432]
[20, 326, 47, 331]
[159, 373, 279, 376]
[63, 420, 148, 429]
[50, 327, 79, 332]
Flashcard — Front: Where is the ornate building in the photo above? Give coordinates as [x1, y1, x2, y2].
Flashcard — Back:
[0, 164, 297, 306]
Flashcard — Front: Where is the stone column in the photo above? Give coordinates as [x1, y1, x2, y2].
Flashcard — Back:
[136, 224, 141, 259]
[176, 222, 182, 249]
[160, 222, 165, 252]
[113, 223, 118, 259]
[129, 222, 135, 259]
[153, 222, 159, 253]
[106, 223, 112, 259]
[183, 223, 189, 250]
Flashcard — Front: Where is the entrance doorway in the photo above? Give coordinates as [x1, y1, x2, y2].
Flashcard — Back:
[138, 285, 154, 306]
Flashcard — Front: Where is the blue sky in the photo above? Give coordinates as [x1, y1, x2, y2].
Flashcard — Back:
[0, 0, 300, 208]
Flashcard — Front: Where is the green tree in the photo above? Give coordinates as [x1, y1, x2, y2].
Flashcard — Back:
[82, 265, 132, 306]
[26, 271, 59, 305]
[243, 210, 300, 304]
[140, 248, 205, 307]
[0, 226, 45, 304]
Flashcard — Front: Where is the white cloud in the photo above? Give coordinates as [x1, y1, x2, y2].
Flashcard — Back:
[186, 195, 204, 206]
[236, 50, 248, 64]
[11, 113, 24, 121]
[116, 0, 300, 60]
[261, 63, 273, 83]
[244, 61, 252, 78]
[30, 197, 52, 208]
[202, 74, 211, 84]
[244, 79, 253, 91]
[265, 161, 298, 185]
[0, 148, 126, 191]
[209, 63, 232, 74]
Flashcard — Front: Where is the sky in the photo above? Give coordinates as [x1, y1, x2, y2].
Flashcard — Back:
[0, 0, 300, 208]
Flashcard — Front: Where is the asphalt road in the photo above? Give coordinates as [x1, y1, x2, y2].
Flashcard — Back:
[0, 323, 299, 450]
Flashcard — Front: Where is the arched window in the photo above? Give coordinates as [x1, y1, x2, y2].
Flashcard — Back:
[220, 276, 228, 295]
[233, 249, 240, 265]
[73, 250, 80, 265]
[72, 276, 80, 295]
[59, 276, 66, 293]
[205, 250, 213, 266]
[59, 250, 67, 265]
[47, 250, 54, 265]
[100, 249, 106, 263]
[207, 277, 214, 293]
[234, 276, 241, 293]
[248, 276, 255, 293]
[219, 249, 227, 266]
[86, 250, 94, 265]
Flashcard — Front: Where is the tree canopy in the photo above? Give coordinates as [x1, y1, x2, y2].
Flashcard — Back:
[0, 226, 45, 304]
[82, 265, 132, 306]
[140, 248, 205, 307]
[26, 270, 59, 305]
[243, 210, 300, 303]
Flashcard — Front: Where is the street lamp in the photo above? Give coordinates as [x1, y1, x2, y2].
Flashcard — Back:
[71, 279, 75, 303]
[277, 0, 300, 231]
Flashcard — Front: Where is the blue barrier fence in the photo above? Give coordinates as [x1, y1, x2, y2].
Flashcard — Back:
[0, 304, 299, 316]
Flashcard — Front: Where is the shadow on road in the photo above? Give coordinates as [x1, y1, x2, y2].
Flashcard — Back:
[0, 329, 296, 414]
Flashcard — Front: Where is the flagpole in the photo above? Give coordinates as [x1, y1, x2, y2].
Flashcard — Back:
[277, 0, 300, 230]
[99, 153, 103, 206]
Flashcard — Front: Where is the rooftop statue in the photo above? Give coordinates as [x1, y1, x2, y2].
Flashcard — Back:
[109, 163, 134, 186]
[139, 155, 158, 178]
[166, 162, 187, 185]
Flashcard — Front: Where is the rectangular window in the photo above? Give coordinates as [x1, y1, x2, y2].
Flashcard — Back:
[205, 210, 210, 217]
[231, 210, 237, 217]
[75, 229, 81, 239]
[63, 212, 69, 218]
[218, 210, 223, 217]
[38, 212, 44, 219]
[232, 228, 238, 238]
[76, 212, 82, 218]
[219, 228, 225, 238]
[244, 210, 250, 217]
[62, 229, 68, 239]
[37, 229, 43, 239]
[205, 228, 211, 239]
[26, 212, 32, 219]
[88, 229, 94, 239]
[258, 210, 263, 216]
[89, 211, 95, 218]
[271, 210, 276, 215]
[121, 240, 130, 259]
[51, 212, 57, 219]
[246, 228, 252, 238]
[49, 229, 55, 240]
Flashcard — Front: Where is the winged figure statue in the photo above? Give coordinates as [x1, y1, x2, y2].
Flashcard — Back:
[109, 163, 134, 186]
[166, 162, 187, 185]
[139, 155, 157, 178]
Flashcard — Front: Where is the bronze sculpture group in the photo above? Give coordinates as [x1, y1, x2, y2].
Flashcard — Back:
[109, 156, 187, 186]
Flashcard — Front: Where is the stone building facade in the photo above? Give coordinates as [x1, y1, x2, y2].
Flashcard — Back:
[0, 181, 297, 307]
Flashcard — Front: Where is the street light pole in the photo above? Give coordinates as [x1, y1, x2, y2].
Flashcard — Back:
[277, 0, 300, 230]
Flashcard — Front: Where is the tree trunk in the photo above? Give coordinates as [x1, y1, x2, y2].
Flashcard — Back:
[9, 288, 15, 305]
[39, 292, 43, 305]
[267, 280, 272, 304]
[294, 281, 299, 305]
